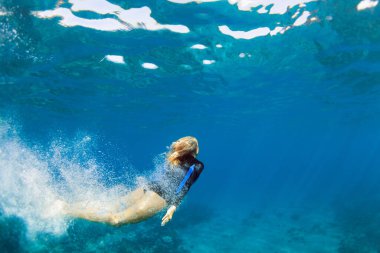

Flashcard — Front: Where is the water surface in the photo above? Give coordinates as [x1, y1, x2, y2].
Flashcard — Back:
[1, 0, 380, 252]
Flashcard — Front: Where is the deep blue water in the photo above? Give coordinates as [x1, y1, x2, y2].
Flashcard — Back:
[1, 0, 380, 252]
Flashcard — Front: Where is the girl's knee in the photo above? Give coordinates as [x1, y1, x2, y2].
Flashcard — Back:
[135, 204, 148, 216]
[109, 214, 123, 226]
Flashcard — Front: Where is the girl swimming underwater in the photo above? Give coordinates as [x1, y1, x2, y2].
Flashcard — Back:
[63, 136, 204, 226]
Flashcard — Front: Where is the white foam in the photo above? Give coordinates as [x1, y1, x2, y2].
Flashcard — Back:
[0, 124, 130, 235]
[219, 7, 315, 40]
[219, 25, 270, 39]
[292, 9, 301, 19]
[215, 44, 223, 48]
[257, 6, 268, 13]
[168, 0, 220, 3]
[104, 55, 125, 64]
[191, 44, 207, 50]
[270, 26, 286, 36]
[116, 6, 190, 33]
[357, 0, 378, 11]
[293, 10, 311, 26]
[33, 0, 190, 34]
[69, 0, 123, 14]
[68, 0, 190, 34]
[202, 59, 215, 65]
[142, 62, 159, 69]
[0, 128, 67, 234]
[228, 0, 317, 14]
[34, 8, 126, 31]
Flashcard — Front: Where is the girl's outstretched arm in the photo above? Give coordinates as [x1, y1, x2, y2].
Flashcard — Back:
[161, 205, 177, 226]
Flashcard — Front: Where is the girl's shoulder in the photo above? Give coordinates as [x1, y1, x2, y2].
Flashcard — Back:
[193, 159, 204, 172]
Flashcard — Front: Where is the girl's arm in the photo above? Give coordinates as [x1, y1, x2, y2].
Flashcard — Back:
[161, 205, 177, 226]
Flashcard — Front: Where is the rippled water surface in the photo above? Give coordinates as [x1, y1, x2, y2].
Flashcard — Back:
[1, 0, 380, 252]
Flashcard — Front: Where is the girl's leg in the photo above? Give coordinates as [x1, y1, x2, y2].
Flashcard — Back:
[109, 188, 146, 211]
[110, 191, 167, 226]
[65, 188, 146, 223]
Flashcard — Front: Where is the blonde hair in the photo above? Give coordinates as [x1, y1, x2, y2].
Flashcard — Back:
[167, 136, 199, 167]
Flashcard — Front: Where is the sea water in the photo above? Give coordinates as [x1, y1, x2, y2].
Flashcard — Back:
[1, 0, 380, 252]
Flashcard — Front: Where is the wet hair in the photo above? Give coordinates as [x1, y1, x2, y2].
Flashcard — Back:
[167, 136, 199, 167]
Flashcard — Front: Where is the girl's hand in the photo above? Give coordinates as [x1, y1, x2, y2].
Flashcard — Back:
[161, 205, 176, 226]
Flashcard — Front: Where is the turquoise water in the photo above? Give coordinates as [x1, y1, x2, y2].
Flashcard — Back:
[1, 0, 380, 252]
